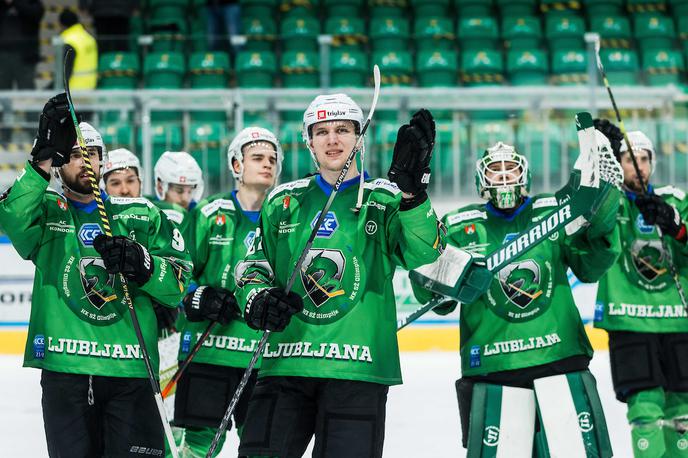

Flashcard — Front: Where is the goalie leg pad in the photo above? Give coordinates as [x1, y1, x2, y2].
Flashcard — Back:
[465, 382, 536, 458]
[534, 371, 613, 458]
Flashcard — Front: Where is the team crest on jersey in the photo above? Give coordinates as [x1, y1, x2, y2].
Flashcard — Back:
[465, 224, 476, 235]
[234, 260, 275, 288]
[79, 258, 118, 310]
[244, 231, 256, 250]
[57, 198, 67, 211]
[486, 258, 553, 323]
[216, 214, 226, 226]
[298, 248, 362, 325]
[283, 195, 290, 210]
[630, 239, 668, 283]
[311, 211, 338, 238]
[78, 223, 103, 247]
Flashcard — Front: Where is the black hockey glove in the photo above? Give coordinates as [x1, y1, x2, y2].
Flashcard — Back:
[182, 286, 238, 326]
[244, 287, 303, 332]
[593, 118, 623, 160]
[635, 194, 686, 240]
[30, 93, 76, 167]
[153, 302, 179, 332]
[388, 109, 435, 203]
[93, 234, 154, 285]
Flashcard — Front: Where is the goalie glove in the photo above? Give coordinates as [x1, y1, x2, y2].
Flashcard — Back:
[93, 234, 153, 285]
[183, 286, 238, 325]
[586, 182, 622, 240]
[635, 194, 686, 241]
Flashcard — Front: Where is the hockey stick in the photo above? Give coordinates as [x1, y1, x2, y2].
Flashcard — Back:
[593, 38, 688, 312]
[63, 49, 179, 458]
[206, 65, 382, 457]
[161, 320, 215, 399]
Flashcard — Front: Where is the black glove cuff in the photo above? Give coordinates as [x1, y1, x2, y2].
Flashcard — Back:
[400, 190, 428, 211]
[30, 161, 51, 182]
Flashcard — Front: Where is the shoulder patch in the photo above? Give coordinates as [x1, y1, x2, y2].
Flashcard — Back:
[654, 185, 686, 201]
[45, 186, 65, 198]
[200, 198, 236, 217]
[268, 178, 311, 201]
[162, 208, 185, 225]
[532, 196, 558, 209]
[109, 196, 154, 208]
[446, 209, 487, 226]
[363, 178, 401, 195]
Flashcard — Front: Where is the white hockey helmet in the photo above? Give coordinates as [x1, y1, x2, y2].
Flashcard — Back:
[302, 93, 365, 166]
[619, 131, 655, 158]
[475, 142, 530, 210]
[102, 148, 141, 179]
[71, 121, 106, 160]
[227, 126, 283, 182]
[154, 151, 204, 201]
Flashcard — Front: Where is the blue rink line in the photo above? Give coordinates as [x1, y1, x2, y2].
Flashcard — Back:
[0, 322, 29, 327]
[0, 236, 10, 244]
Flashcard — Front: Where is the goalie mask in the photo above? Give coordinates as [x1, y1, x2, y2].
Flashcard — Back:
[475, 142, 530, 210]
[227, 126, 284, 182]
[154, 151, 204, 202]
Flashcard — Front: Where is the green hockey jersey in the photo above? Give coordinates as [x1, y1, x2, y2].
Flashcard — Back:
[0, 163, 192, 378]
[176, 190, 264, 368]
[148, 198, 192, 241]
[594, 185, 688, 333]
[235, 174, 445, 385]
[436, 195, 621, 377]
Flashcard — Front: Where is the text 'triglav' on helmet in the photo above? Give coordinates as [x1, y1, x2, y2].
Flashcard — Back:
[227, 126, 284, 183]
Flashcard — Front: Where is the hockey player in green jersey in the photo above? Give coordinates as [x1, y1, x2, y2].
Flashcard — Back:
[0, 94, 192, 457]
[594, 120, 688, 458]
[102, 147, 142, 198]
[413, 139, 622, 457]
[171, 126, 283, 457]
[234, 94, 445, 458]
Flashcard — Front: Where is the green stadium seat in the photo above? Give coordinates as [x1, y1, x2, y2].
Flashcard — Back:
[642, 48, 685, 85]
[369, 5, 406, 19]
[460, 49, 505, 86]
[517, 122, 564, 188]
[634, 15, 676, 53]
[281, 16, 320, 52]
[599, 49, 640, 85]
[241, 0, 279, 19]
[670, 0, 688, 16]
[98, 52, 139, 89]
[150, 22, 187, 54]
[129, 14, 143, 52]
[551, 49, 588, 85]
[189, 121, 227, 185]
[471, 120, 516, 152]
[410, 0, 450, 17]
[279, 121, 312, 180]
[330, 49, 368, 87]
[416, 50, 458, 87]
[101, 123, 135, 150]
[323, 0, 364, 18]
[507, 49, 548, 85]
[188, 52, 230, 88]
[280, 3, 317, 20]
[188, 11, 209, 53]
[496, 0, 536, 16]
[457, 16, 499, 50]
[137, 123, 184, 162]
[502, 16, 542, 50]
[680, 17, 688, 55]
[373, 50, 414, 86]
[539, 0, 582, 15]
[627, 0, 668, 14]
[235, 51, 277, 87]
[143, 52, 185, 88]
[325, 17, 367, 51]
[149, 0, 188, 26]
[241, 17, 277, 52]
[582, 0, 623, 16]
[590, 16, 632, 49]
[545, 15, 584, 50]
[455, 0, 493, 17]
[414, 17, 455, 51]
[370, 17, 410, 53]
[281, 51, 320, 87]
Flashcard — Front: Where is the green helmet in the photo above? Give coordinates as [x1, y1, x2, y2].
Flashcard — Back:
[475, 142, 530, 210]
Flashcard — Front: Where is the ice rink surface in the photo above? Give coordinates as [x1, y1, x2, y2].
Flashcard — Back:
[0, 350, 631, 457]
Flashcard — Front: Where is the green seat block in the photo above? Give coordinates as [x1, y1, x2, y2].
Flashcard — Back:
[627, 0, 668, 14]
[99, 52, 140, 89]
[325, 17, 367, 51]
[143, 52, 185, 88]
[670, 0, 688, 16]
[189, 52, 230, 88]
[235, 51, 277, 87]
[582, 0, 623, 16]
[101, 123, 135, 149]
[471, 120, 516, 153]
[600, 49, 640, 85]
[369, 5, 406, 19]
[410, 0, 450, 17]
[545, 15, 585, 50]
[280, 4, 317, 20]
[496, 0, 536, 16]
[240, 0, 279, 20]
[414, 17, 456, 51]
[507, 49, 548, 85]
[416, 50, 458, 87]
[279, 121, 313, 180]
[454, 0, 493, 17]
[240, 16, 277, 52]
[502, 16, 542, 50]
[642, 48, 685, 85]
[634, 14, 676, 53]
[373, 50, 414, 86]
[330, 49, 368, 87]
[457, 16, 499, 50]
[590, 15, 632, 48]
[190, 111, 228, 123]
[551, 49, 588, 85]
[189, 121, 227, 178]
[370, 17, 410, 53]
[460, 49, 505, 86]
[188, 11, 209, 53]
[516, 122, 563, 183]
[281, 51, 320, 88]
[137, 123, 184, 162]
[323, 0, 364, 17]
[281, 16, 320, 52]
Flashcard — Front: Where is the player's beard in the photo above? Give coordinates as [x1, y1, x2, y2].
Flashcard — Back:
[61, 168, 98, 196]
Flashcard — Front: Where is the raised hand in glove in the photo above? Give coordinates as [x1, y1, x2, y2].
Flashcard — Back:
[635, 194, 686, 240]
[244, 287, 303, 332]
[93, 234, 154, 285]
[388, 109, 435, 207]
[30, 93, 76, 167]
[183, 286, 238, 325]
